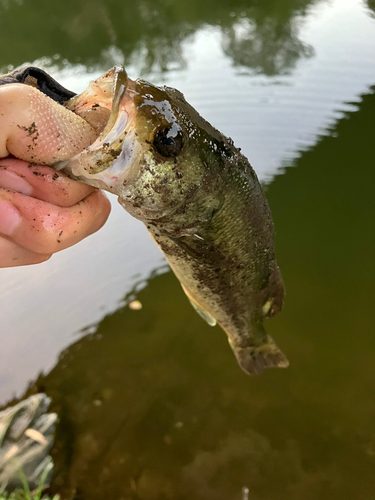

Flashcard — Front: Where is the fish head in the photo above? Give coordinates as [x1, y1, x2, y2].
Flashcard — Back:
[56, 65, 220, 222]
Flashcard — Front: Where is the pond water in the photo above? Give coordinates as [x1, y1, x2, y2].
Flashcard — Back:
[0, 0, 374, 498]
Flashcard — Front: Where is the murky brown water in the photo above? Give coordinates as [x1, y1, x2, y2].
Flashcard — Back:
[1, 0, 375, 498]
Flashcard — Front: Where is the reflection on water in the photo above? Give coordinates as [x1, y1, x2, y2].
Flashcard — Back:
[221, 10, 314, 76]
[29, 273, 348, 500]
[0, 0, 317, 75]
[0, 204, 165, 403]
[0, 0, 375, 497]
[15, 85, 374, 498]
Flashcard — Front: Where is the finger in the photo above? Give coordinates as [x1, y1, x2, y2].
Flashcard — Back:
[0, 236, 51, 267]
[0, 83, 97, 164]
[0, 188, 111, 255]
[0, 158, 95, 207]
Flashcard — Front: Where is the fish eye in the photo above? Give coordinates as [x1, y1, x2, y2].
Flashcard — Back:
[153, 127, 183, 157]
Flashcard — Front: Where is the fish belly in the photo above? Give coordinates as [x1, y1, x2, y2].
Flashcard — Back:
[149, 230, 288, 375]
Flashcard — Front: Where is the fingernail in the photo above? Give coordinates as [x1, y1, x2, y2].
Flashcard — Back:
[0, 199, 22, 235]
[0, 169, 33, 196]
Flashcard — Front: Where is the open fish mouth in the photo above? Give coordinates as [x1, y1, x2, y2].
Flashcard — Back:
[55, 65, 138, 193]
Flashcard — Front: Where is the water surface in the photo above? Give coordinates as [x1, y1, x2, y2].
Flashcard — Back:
[0, 0, 374, 498]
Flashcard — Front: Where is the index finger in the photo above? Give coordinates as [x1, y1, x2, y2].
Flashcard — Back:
[0, 158, 95, 207]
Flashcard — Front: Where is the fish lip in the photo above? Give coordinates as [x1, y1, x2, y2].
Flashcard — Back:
[84, 65, 131, 152]
[98, 65, 129, 138]
[55, 66, 137, 190]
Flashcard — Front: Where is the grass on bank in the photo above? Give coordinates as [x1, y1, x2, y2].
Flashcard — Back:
[0, 491, 58, 500]
[0, 463, 59, 500]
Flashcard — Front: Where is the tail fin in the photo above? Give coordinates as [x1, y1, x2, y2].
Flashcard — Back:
[229, 335, 289, 376]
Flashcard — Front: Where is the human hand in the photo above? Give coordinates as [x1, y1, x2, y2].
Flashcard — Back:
[0, 158, 110, 267]
[0, 81, 110, 268]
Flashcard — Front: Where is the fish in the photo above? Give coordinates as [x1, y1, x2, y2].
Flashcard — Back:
[56, 65, 289, 375]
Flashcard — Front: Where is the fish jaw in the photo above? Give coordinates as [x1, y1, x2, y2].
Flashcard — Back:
[55, 111, 139, 196]
[55, 66, 207, 222]
[54, 66, 140, 197]
[64, 67, 119, 133]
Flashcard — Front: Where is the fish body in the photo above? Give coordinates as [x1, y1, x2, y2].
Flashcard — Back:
[56, 66, 288, 375]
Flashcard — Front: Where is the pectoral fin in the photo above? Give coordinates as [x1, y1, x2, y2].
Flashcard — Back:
[182, 285, 217, 327]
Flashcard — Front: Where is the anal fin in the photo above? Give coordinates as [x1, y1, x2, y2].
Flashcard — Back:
[182, 285, 217, 327]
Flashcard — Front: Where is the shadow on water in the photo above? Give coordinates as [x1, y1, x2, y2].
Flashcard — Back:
[0, 0, 316, 75]
[15, 86, 374, 499]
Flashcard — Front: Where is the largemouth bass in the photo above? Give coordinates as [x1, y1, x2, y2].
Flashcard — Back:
[56, 66, 288, 375]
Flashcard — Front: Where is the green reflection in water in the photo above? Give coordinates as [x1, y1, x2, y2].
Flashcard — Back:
[26, 88, 375, 499]
[0, 0, 315, 75]
[1, 0, 374, 497]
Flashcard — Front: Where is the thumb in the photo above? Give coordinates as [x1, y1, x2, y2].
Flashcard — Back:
[0, 83, 98, 165]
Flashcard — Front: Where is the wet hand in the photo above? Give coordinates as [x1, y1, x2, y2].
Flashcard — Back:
[0, 158, 110, 267]
[0, 80, 110, 268]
